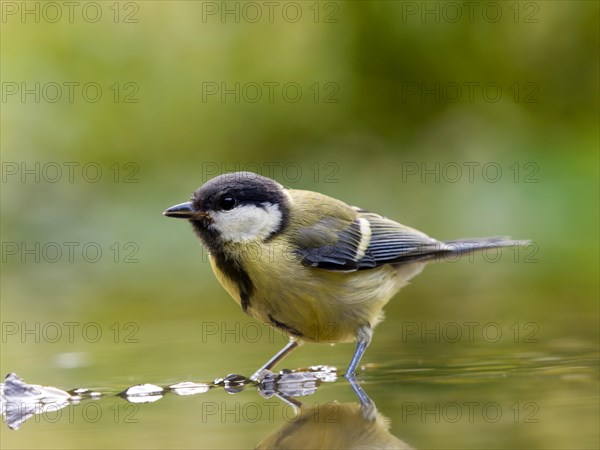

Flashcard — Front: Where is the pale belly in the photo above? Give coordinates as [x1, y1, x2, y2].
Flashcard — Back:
[210, 252, 425, 344]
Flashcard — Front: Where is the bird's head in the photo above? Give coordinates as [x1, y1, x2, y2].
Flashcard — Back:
[163, 172, 291, 247]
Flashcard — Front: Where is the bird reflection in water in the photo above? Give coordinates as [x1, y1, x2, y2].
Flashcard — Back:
[255, 369, 412, 450]
[256, 400, 412, 450]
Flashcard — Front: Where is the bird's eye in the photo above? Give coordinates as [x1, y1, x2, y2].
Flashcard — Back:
[219, 196, 237, 211]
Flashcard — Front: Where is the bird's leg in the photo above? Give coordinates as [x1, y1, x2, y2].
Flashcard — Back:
[250, 339, 300, 382]
[273, 392, 302, 411]
[344, 325, 372, 379]
[347, 376, 374, 409]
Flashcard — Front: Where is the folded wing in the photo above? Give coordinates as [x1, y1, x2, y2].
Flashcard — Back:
[294, 208, 449, 272]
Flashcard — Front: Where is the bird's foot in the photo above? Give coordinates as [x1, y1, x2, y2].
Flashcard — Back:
[250, 368, 273, 383]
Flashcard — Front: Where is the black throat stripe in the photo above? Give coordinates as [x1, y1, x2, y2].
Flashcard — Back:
[212, 252, 254, 313]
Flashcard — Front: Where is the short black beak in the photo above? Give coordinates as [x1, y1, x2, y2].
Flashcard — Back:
[163, 201, 195, 219]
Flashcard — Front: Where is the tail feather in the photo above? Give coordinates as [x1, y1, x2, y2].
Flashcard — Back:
[442, 237, 530, 255]
[388, 237, 530, 265]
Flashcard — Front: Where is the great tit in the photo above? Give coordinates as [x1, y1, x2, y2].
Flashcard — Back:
[164, 171, 526, 381]
[256, 400, 412, 449]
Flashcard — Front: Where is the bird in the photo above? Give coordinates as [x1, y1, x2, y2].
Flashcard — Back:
[256, 400, 412, 449]
[163, 171, 526, 381]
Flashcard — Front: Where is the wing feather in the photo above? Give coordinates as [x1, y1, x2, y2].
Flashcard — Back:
[294, 208, 447, 272]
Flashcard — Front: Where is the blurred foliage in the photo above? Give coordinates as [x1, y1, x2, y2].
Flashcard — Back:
[1, 0, 597, 314]
[0, 1, 598, 448]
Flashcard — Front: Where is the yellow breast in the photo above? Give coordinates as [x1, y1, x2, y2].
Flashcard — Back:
[210, 240, 406, 344]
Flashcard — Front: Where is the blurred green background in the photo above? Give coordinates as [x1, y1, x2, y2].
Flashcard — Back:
[1, 1, 598, 449]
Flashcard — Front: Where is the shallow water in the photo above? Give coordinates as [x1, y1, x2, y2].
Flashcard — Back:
[2, 331, 598, 449]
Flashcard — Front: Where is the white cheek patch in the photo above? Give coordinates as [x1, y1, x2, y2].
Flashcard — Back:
[210, 203, 282, 242]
